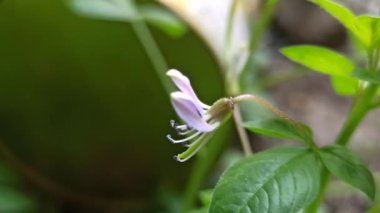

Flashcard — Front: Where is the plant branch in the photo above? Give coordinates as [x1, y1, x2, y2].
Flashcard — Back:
[233, 94, 297, 124]
[233, 106, 253, 156]
[336, 84, 378, 145]
[232, 94, 319, 149]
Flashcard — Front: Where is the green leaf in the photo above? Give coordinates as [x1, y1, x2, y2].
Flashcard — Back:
[320, 145, 375, 200]
[243, 118, 313, 145]
[210, 147, 321, 213]
[357, 15, 380, 49]
[330, 76, 380, 96]
[352, 69, 380, 85]
[281, 45, 354, 77]
[309, 0, 356, 31]
[69, 0, 138, 22]
[139, 4, 187, 38]
[330, 76, 359, 96]
[309, 0, 371, 47]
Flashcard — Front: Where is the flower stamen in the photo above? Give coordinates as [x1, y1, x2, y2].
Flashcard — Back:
[175, 125, 190, 132]
[177, 128, 196, 136]
[166, 131, 202, 144]
[173, 133, 212, 162]
[170, 120, 192, 133]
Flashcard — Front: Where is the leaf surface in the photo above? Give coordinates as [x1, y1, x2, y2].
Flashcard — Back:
[210, 147, 321, 213]
[320, 145, 375, 200]
[244, 118, 313, 145]
[281, 45, 354, 77]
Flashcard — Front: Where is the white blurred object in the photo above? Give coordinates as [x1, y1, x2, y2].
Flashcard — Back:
[158, 0, 260, 73]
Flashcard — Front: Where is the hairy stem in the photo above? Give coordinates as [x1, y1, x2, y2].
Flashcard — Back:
[233, 94, 296, 123]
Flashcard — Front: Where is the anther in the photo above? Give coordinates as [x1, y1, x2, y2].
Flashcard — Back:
[173, 155, 180, 162]
[173, 155, 186, 163]
[170, 120, 177, 128]
[175, 124, 189, 132]
[166, 134, 176, 144]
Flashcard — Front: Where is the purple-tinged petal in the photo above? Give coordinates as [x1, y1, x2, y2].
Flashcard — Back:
[171, 92, 214, 132]
[167, 69, 210, 113]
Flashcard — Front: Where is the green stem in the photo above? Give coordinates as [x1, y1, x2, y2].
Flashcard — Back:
[233, 106, 253, 156]
[131, 18, 174, 94]
[336, 84, 378, 146]
[306, 168, 329, 213]
[306, 83, 378, 213]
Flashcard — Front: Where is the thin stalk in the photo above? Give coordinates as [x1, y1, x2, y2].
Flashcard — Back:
[233, 94, 320, 151]
[131, 18, 174, 94]
[233, 106, 253, 156]
[233, 94, 297, 123]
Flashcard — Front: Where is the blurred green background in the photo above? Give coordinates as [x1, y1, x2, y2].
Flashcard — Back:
[0, 0, 225, 211]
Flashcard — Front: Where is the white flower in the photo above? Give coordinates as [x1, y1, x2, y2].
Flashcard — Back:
[166, 69, 232, 162]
